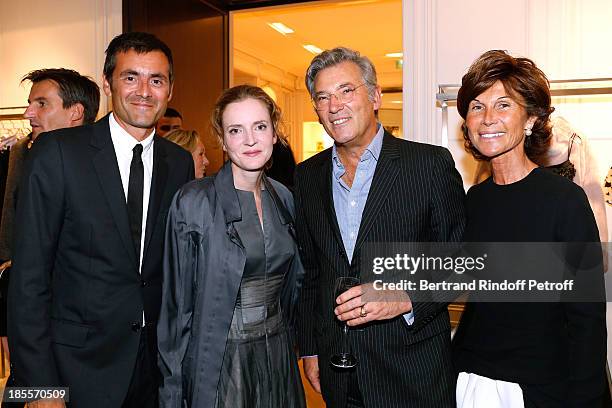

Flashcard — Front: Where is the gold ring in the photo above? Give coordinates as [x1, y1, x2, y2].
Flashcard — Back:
[359, 304, 368, 318]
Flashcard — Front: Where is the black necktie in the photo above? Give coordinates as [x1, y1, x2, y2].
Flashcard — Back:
[127, 144, 144, 266]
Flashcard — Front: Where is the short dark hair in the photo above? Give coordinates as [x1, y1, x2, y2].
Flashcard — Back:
[22, 68, 100, 124]
[103, 32, 173, 86]
[164, 107, 182, 119]
[457, 50, 554, 161]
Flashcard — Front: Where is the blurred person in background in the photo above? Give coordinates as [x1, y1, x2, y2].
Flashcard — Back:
[0, 68, 99, 385]
[156, 107, 182, 136]
[164, 128, 209, 178]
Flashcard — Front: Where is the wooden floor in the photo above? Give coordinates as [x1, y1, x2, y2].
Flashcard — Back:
[0, 349, 8, 401]
[0, 354, 326, 407]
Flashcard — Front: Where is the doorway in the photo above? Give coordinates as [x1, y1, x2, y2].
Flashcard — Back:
[230, 0, 403, 164]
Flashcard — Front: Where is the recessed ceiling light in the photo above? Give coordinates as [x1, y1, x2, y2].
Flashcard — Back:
[303, 44, 323, 54]
[268, 22, 294, 35]
[385, 52, 403, 58]
[390, 100, 403, 104]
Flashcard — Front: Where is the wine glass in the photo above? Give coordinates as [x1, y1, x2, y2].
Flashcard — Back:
[330, 276, 360, 369]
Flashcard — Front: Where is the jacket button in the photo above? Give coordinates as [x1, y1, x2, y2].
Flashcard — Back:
[131, 322, 141, 332]
[140, 279, 147, 287]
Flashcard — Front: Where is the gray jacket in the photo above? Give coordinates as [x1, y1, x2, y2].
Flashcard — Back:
[158, 162, 304, 408]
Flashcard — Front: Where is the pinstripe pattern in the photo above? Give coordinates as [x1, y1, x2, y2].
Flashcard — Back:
[295, 132, 466, 408]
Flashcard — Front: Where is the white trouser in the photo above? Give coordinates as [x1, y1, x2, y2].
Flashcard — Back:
[456, 372, 525, 408]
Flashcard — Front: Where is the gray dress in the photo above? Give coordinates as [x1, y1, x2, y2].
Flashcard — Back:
[214, 189, 306, 408]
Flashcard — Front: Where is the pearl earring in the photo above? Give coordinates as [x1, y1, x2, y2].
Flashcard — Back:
[525, 128, 532, 136]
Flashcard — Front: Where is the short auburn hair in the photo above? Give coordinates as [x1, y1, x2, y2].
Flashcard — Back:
[457, 50, 554, 161]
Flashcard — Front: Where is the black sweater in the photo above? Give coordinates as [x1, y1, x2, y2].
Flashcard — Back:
[452, 168, 606, 407]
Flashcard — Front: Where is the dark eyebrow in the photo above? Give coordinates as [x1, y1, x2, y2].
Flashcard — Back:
[253, 120, 269, 125]
[150, 73, 168, 80]
[120, 70, 140, 77]
[471, 95, 512, 104]
[119, 70, 168, 81]
[28, 96, 49, 104]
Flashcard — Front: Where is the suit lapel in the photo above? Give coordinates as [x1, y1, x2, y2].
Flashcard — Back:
[318, 151, 345, 255]
[142, 137, 168, 260]
[91, 116, 138, 268]
[353, 132, 400, 255]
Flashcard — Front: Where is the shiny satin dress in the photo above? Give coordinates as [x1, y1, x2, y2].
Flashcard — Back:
[214, 189, 306, 408]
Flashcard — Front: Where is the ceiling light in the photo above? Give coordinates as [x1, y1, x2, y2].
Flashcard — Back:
[268, 22, 294, 35]
[385, 52, 403, 58]
[390, 100, 403, 104]
[303, 44, 323, 54]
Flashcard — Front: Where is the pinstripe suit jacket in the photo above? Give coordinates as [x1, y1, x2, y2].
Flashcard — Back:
[295, 132, 466, 408]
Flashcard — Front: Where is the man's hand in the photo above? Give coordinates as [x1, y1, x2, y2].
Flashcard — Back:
[26, 399, 66, 408]
[303, 356, 321, 393]
[0, 135, 18, 151]
[334, 283, 412, 326]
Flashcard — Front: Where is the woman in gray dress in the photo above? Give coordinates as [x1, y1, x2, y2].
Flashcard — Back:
[158, 85, 306, 408]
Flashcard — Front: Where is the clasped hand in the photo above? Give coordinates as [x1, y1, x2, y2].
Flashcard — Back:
[334, 283, 412, 326]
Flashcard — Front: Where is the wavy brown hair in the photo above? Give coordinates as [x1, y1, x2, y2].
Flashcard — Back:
[457, 50, 554, 161]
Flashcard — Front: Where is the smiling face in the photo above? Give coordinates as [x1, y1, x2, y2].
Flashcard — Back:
[466, 80, 536, 161]
[24, 80, 82, 140]
[103, 50, 173, 140]
[222, 98, 276, 181]
[313, 61, 381, 149]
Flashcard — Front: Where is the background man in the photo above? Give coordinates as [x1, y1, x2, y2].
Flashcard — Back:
[295, 47, 466, 407]
[0, 68, 100, 380]
[155, 106, 182, 136]
[8, 32, 193, 408]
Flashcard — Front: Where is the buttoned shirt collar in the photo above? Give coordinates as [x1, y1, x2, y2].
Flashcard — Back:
[108, 113, 155, 157]
[331, 123, 383, 180]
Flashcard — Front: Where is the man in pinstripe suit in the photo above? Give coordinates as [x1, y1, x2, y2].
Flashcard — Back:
[295, 47, 466, 407]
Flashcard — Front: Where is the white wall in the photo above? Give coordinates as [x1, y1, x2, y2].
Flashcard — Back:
[0, 0, 122, 116]
[405, 0, 612, 234]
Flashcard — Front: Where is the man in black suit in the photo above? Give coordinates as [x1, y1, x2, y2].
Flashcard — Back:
[0, 69, 100, 396]
[295, 47, 466, 407]
[7, 32, 193, 408]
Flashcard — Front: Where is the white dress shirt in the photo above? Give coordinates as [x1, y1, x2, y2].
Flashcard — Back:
[108, 113, 154, 272]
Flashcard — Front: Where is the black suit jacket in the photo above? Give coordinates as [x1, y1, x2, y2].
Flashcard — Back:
[7, 115, 193, 407]
[295, 132, 466, 408]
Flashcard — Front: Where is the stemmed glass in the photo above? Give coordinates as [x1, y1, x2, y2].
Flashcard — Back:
[330, 276, 360, 368]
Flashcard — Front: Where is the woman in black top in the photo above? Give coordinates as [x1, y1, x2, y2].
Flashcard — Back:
[452, 50, 606, 407]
